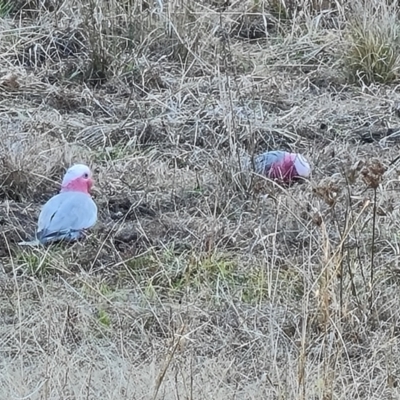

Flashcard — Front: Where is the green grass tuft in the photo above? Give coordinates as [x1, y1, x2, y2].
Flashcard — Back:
[0, 0, 12, 17]
[97, 308, 111, 327]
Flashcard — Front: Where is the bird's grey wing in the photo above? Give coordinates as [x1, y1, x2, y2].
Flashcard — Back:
[254, 151, 286, 175]
[38, 193, 97, 238]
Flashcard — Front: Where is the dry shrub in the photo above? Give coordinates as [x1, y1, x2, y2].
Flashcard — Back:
[343, 0, 400, 84]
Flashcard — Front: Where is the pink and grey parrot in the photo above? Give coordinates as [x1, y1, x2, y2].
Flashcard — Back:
[19, 164, 98, 245]
[254, 151, 311, 183]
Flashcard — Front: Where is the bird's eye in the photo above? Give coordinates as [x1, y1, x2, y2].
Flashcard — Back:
[83, 173, 89, 178]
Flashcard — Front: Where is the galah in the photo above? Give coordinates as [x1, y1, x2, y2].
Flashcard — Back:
[254, 151, 311, 183]
[19, 164, 98, 246]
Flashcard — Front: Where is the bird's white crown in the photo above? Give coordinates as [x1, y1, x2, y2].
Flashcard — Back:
[293, 154, 311, 178]
[62, 164, 92, 186]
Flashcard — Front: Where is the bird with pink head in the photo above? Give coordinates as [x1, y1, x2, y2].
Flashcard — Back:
[254, 150, 311, 183]
[19, 164, 98, 246]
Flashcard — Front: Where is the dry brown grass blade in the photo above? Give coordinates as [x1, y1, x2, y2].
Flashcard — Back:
[151, 324, 186, 400]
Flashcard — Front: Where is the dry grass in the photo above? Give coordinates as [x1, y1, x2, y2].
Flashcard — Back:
[2, 0, 400, 398]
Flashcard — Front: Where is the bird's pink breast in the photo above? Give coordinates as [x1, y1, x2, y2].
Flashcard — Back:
[61, 177, 92, 194]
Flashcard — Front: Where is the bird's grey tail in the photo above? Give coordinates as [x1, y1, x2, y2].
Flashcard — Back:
[19, 230, 84, 246]
[37, 229, 83, 244]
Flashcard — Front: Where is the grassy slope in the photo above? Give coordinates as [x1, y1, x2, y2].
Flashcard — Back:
[1, 0, 400, 398]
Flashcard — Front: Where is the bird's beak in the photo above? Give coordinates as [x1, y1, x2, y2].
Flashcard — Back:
[87, 177, 94, 191]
